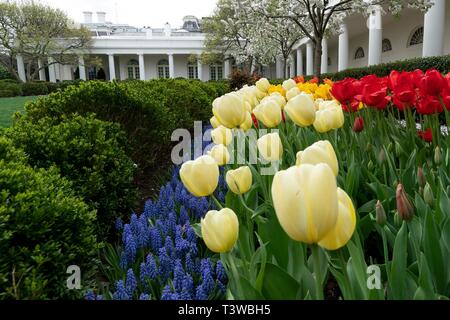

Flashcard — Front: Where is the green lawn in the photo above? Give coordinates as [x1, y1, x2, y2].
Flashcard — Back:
[0, 96, 39, 128]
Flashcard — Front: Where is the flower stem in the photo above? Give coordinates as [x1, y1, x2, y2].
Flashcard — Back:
[210, 194, 223, 209]
[311, 244, 324, 300]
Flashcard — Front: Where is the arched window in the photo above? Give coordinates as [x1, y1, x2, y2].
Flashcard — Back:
[354, 47, 365, 59]
[382, 38, 392, 52]
[210, 64, 223, 81]
[187, 62, 198, 79]
[408, 26, 423, 47]
[157, 59, 170, 79]
[127, 59, 140, 79]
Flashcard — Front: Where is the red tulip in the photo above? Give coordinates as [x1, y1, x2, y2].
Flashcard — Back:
[353, 116, 364, 133]
[251, 113, 259, 128]
[416, 95, 443, 114]
[411, 69, 424, 88]
[362, 82, 389, 110]
[396, 184, 415, 221]
[331, 78, 359, 105]
[419, 69, 445, 96]
[309, 76, 319, 84]
[418, 128, 433, 143]
[281, 110, 286, 122]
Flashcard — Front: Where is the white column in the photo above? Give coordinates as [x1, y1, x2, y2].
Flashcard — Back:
[338, 23, 349, 71]
[296, 48, 304, 76]
[38, 58, 46, 81]
[423, 0, 446, 57]
[321, 38, 328, 74]
[275, 56, 283, 78]
[108, 54, 116, 81]
[138, 54, 145, 80]
[197, 55, 203, 81]
[306, 41, 314, 76]
[48, 57, 57, 83]
[368, 5, 382, 66]
[16, 54, 26, 82]
[289, 56, 295, 77]
[78, 56, 86, 80]
[168, 54, 175, 78]
[224, 58, 231, 79]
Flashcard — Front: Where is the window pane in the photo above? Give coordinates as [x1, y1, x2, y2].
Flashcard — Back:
[128, 67, 134, 79]
[210, 66, 216, 81]
[217, 66, 223, 80]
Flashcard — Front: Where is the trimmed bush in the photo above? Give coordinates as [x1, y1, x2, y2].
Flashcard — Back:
[0, 90, 14, 97]
[21, 82, 49, 96]
[21, 80, 230, 171]
[0, 80, 22, 96]
[0, 138, 98, 300]
[7, 115, 137, 240]
[0, 66, 13, 80]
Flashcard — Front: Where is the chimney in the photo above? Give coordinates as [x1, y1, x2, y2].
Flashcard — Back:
[96, 11, 106, 24]
[164, 22, 171, 37]
[83, 11, 93, 24]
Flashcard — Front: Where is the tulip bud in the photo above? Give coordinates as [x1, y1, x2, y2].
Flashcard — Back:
[256, 78, 270, 92]
[180, 155, 219, 197]
[366, 142, 373, 152]
[434, 147, 442, 165]
[375, 200, 387, 226]
[378, 148, 386, 164]
[210, 116, 221, 129]
[286, 87, 301, 101]
[352, 116, 364, 133]
[201, 208, 239, 253]
[212, 93, 246, 129]
[253, 100, 282, 128]
[240, 111, 253, 131]
[387, 143, 393, 153]
[417, 167, 426, 188]
[284, 93, 316, 127]
[211, 126, 233, 146]
[257, 132, 283, 162]
[282, 78, 297, 92]
[295, 140, 339, 176]
[208, 144, 230, 166]
[395, 142, 402, 158]
[424, 183, 434, 207]
[226, 166, 252, 195]
[368, 160, 374, 171]
[396, 183, 414, 221]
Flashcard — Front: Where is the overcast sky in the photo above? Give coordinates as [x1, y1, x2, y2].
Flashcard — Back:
[41, 0, 218, 28]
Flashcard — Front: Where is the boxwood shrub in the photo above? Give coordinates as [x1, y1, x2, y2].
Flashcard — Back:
[7, 115, 137, 240]
[0, 137, 99, 300]
[21, 82, 49, 96]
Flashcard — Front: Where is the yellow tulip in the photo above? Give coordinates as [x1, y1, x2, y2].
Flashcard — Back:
[284, 93, 316, 127]
[255, 87, 267, 100]
[210, 116, 221, 129]
[318, 188, 356, 250]
[269, 93, 287, 109]
[240, 111, 253, 131]
[180, 155, 219, 197]
[257, 132, 283, 162]
[253, 100, 282, 128]
[211, 125, 233, 146]
[201, 208, 239, 253]
[318, 100, 341, 110]
[256, 78, 271, 92]
[226, 166, 252, 194]
[296, 140, 339, 176]
[212, 92, 246, 128]
[286, 87, 301, 101]
[282, 79, 297, 92]
[314, 84, 331, 100]
[272, 163, 338, 244]
[208, 144, 230, 166]
[313, 105, 344, 133]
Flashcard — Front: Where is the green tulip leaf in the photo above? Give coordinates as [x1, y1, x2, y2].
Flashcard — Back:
[261, 263, 301, 300]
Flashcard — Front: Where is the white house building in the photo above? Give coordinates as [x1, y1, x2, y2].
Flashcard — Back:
[16, 0, 450, 82]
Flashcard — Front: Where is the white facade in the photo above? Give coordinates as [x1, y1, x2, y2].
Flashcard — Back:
[287, 1, 450, 78]
[15, 1, 450, 82]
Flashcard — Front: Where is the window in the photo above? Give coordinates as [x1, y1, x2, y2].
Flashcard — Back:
[127, 59, 140, 79]
[158, 59, 170, 79]
[210, 65, 223, 81]
[409, 26, 424, 46]
[187, 63, 198, 79]
[354, 47, 365, 59]
[382, 38, 392, 52]
[87, 66, 97, 80]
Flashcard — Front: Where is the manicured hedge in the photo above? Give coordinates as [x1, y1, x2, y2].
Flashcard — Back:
[0, 80, 22, 96]
[0, 137, 99, 300]
[7, 115, 137, 240]
[21, 79, 230, 171]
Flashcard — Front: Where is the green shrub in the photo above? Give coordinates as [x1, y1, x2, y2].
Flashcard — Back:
[0, 139, 98, 299]
[21, 82, 49, 96]
[21, 80, 229, 171]
[8, 115, 137, 240]
[0, 66, 13, 80]
[45, 82, 61, 93]
[0, 80, 22, 96]
[0, 90, 14, 97]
